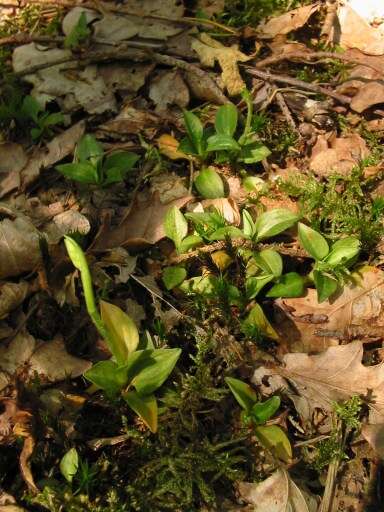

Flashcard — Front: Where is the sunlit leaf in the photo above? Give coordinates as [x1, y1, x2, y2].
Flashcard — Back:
[206, 133, 241, 152]
[255, 209, 298, 241]
[242, 303, 279, 340]
[251, 396, 281, 424]
[246, 275, 274, 299]
[325, 237, 360, 268]
[225, 376, 258, 412]
[164, 206, 188, 250]
[123, 391, 158, 433]
[253, 249, 282, 278]
[60, 447, 79, 483]
[298, 223, 329, 261]
[266, 272, 305, 298]
[215, 103, 238, 136]
[131, 348, 181, 395]
[162, 266, 187, 290]
[84, 360, 128, 397]
[194, 167, 225, 199]
[255, 425, 292, 462]
[313, 270, 338, 303]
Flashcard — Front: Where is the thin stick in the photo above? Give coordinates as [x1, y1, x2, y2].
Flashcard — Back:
[275, 90, 296, 130]
[245, 67, 351, 105]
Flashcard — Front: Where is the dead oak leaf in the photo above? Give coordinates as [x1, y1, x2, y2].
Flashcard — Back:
[191, 33, 250, 96]
[253, 340, 384, 424]
[350, 81, 384, 113]
[149, 70, 190, 113]
[257, 4, 319, 38]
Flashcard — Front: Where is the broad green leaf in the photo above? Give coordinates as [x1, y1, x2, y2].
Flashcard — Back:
[179, 274, 217, 296]
[164, 206, 188, 250]
[239, 142, 271, 164]
[242, 209, 256, 239]
[298, 223, 329, 261]
[178, 234, 203, 253]
[64, 11, 90, 49]
[178, 136, 199, 156]
[242, 304, 278, 340]
[84, 360, 129, 397]
[100, 301, 139, 364]
[227, 284, 243, 307]
[21, 95, 42, 124]
[103, 151, 139, 173]
[225, 376, 258, 412]
[255, 425, 292, 462]
[255, 209, 298, 241]
[194, 168, 225, 199]
[246, 275, 274, 299]
[251, 396, 281, 425]
[266, 272, 305, 298]
[30, 126, 43, 140]
[162, 266, 187, 290]
[123, 391, 158, 433]
[215, 103, 238, 136]
[208, 226, 244, 241]
[206, 133, 241, 152]
[183, 110, 204, 155]
[131, 348, 181, 395]
[325, 237, 360, 268]
[76, 134, 103, 165]
[253, 249, 283, 278]
[313, 270, 338, 303]
[60, 447, 79, 483]
[56, 162, 99, 184]
[42, 112, 64, 128]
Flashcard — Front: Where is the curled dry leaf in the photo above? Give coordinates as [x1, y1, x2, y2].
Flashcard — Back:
[157, 134, 190, 160]
[273, 267, 384, 353]
[253, 340, 384, 424]
[0, 143, 27, 197]
[257, 4, 319, 38]
[0, 209, 42, 279]
[99, 105, 160, 135]
[237, 468, 318, 512]
[309, 133, 369, 176]
[201, 197, 241, 225]
[191, 33, 251, 96]
[0, 281, 29, 319]
[149, 70, 190, 113]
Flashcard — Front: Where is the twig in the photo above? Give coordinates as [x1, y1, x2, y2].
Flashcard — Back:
[130, 274, 182, 315]
[320, 1, 338, 40]
[275, 90, 296, 130]
[168, 239, 308, 265]
[245, 67, 351, 105]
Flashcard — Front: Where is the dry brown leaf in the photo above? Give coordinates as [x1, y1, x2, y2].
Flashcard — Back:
[201, 197, 241, 225]
[98, 62, 155, 95]
[0, 143, 27, 197]
[150, 172, 189, 203]
[257, 4, 319, 38]
[253, 340, 384, 424]
[0, 281, 29, 319]
[183, 70, 228, 105]
[99, 105, 160, 135]
[362, 423, 384, 458]
[0, 209, 42, 279]
[19, 435, 38, 493]
[237, 468, 318, 511]
[196, 0, 225, 16]
[337, 4, 384, 55]
[92, 191, 192, 250]
[191, 33, 251, 96]
[350, 81, 384, 112]
[272, 267, 384, 353]
[309, 133, 370, 176]
[149, 70, 190, 113]
[157, 134, 190, 160]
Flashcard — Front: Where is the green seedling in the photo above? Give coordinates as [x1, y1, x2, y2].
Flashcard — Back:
[225, 377, 291, 462]
[64, 11, 90, 49]
[64, 236, 181, 432]
[242, 207, 298, 242]
[56, 134, 139, 185]
[179, 90, 270, 165]
[298, 223, 360, 302]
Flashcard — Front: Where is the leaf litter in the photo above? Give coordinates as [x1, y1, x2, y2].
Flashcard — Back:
[1, 0, 384, 510]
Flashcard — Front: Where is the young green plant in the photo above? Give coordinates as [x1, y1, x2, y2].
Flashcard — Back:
[56, 134, 139, 186]
[64, 236, 181, 432]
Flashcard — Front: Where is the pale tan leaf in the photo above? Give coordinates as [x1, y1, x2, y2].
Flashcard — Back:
[191, 33, 251, 96]
[157, 134, 190, 161]
[257, 4, 319, 38]
[99, 105, 160, 135]
[201, 197, 241, 225]
[196, 0, 225, 16]
[0, 281, 29, 319]
[350, 81, 384, 112]
[149, 70, 190, 113]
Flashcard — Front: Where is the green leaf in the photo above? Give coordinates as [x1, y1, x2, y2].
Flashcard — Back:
[60, 448, 79, 483]
[194, 168, 225, 199]
[246, 275, 274, 299]
[215, 103, 238, 136]
[103, 151, 139, 173]
[254, 425, 292, 462]
[131, 348, 181, 395]
[84, 360, 128, 397]
[164, 206, 188, 250]
[208, 226, 244, 241]
[183, 110, 204, 155]
[56, 162, 99, 184]
[30, 126, 43, 140]
[313, 270, 338, 303]
[225, 376, 258, 412]
[298, 223, 329, 260]
[21, 95, 42, 124]
[100, 301, 139, 364]
[76, 134, 103, 165]
[162, 266, 187, 290]
[239, 142, 271, 164]
[255, 209, 298, 241]
[41, 112, 64, 128]
[123, 391, 158, 433]
[64, 11, 90, 49]
[325, 237, 360, 268]
[266, 272, 305, 298]
[253, 249, 283, 278]
[178, 136, 199, 156]
[251, 396, 281, 424]
[242, 303, 278, 340]
[179, 275, 217, 296]
[206, 133, 241, 152]
[242, 176, 266, 193]
[178, 234, 203, 253]
[242, 209, 256, 239]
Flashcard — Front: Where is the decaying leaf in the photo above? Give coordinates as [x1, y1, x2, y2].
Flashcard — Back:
[150, 173, 189, 203]
[350, 81, 384, 113]
[196, 0, 225, 16]
[191, 33, 251, 96]
[0, 143, 27, 197]
[149, 70, 190, 113]
[98, 62, 155, 95]
[183, 70, 228, 105]
[157, 134, 190, 160]
[0, 281, 29, 319]
[99, 105, 160, 135]
[257, 4, 319, 38]
[253, 340, 384, 424]
[237, 468, 318, 511]
[93, 191, 192, 250]
[309, 133, 370, 176]
[272, 267, 384, 352]
[201, 198, 241, 225]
